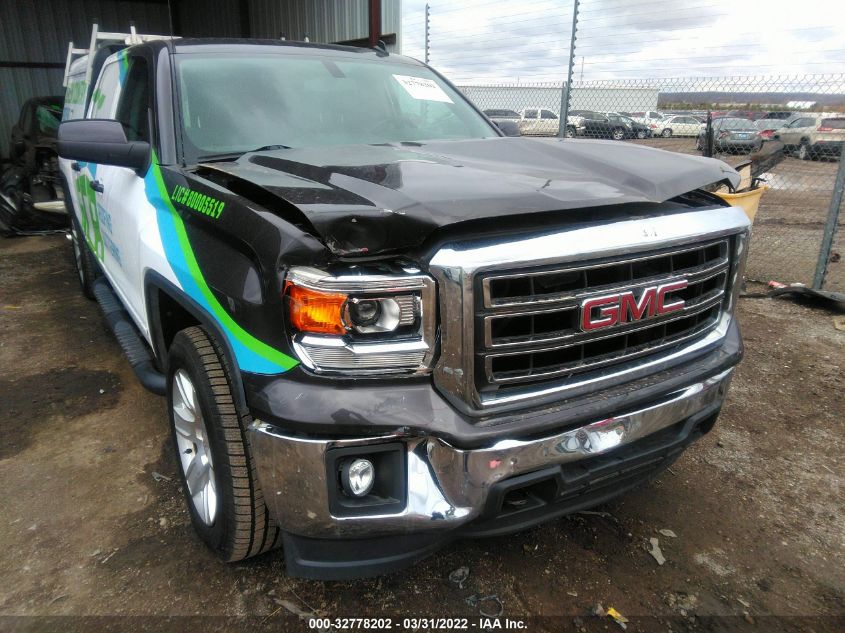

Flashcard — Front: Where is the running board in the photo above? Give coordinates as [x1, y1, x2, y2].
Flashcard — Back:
[92, 279, 166, 395]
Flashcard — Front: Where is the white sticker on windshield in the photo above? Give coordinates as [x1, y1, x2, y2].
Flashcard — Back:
[393, 74, 453, 103]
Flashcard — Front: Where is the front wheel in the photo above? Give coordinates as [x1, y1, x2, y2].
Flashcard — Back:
[565, 126, 576, 138]
[611, 128, 625, 141]
[636, 130, 647, 139]
[167, 326, 281, 562]
[661, 128, 673, 138]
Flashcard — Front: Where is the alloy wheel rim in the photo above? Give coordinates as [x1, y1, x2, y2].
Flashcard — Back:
[172, 369, 218, 525]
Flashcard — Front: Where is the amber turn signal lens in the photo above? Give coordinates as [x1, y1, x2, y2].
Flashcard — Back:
[285, 282, 347, 335]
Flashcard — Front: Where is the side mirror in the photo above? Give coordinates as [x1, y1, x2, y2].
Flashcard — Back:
[58, 119, 150, 174]
[493, 120, 521, 137]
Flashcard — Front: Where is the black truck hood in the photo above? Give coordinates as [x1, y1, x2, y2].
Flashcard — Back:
[202, 137, 739, 255]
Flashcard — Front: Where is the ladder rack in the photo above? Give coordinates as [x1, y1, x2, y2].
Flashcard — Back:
[62, 22, 172, 87]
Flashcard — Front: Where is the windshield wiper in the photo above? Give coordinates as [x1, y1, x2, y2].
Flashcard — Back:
[196, 144, 291, 163]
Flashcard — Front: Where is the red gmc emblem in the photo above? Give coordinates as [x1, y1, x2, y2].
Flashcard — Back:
[580, 280, 688, 332]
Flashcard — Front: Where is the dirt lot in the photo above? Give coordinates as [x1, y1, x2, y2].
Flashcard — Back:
[1, 235, 843, 632]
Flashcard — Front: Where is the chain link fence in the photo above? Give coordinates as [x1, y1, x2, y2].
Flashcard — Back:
[458, 76, 845, 291]
[403, 2, 845, 291]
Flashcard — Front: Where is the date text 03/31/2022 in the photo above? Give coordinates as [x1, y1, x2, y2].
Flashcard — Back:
[307, 617, 529, 630]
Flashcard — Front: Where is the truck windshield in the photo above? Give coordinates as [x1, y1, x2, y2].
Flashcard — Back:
[175, 52, 496, 161]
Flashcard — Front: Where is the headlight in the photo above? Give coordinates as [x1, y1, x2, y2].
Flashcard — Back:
[284, 266, 437, 375]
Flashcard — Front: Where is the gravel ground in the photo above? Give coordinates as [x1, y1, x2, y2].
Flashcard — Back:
[1, 233, 843, 633]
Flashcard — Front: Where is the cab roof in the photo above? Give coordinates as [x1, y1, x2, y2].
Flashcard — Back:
[147, 37, 421, 65]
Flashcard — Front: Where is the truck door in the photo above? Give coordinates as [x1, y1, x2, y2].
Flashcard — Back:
[540, 109, 559, 136]
[67, 60, 121, 293]
[99, 54, 154, 332]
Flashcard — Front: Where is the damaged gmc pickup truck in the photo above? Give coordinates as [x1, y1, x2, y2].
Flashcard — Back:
[58, 38, 749, 579]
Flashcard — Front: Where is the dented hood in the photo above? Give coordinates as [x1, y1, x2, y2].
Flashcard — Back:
[203, 137, 739, 255]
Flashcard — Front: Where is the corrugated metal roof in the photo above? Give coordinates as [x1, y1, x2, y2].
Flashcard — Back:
[249, 0, 401, 50]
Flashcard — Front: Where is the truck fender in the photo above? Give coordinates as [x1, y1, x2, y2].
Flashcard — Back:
[144, 270, 249, 415]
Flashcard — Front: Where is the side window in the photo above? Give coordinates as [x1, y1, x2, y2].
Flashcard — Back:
[540, 110, 557, 119]
[89, 62, 121, 119]
[115, 57, 151, 142]
[524, 109, 538, 119]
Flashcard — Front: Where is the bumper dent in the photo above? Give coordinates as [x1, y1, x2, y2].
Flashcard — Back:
[249, 367, 734, 538]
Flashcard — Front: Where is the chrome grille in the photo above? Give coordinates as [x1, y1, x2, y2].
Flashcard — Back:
[476, 239, 731, 391]
[429, 206, 751, 410]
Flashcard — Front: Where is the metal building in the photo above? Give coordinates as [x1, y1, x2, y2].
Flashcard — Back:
[458, 84, 660, 117]
[0, 0, 401, 157]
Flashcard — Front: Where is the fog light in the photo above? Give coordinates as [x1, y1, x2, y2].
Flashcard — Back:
[341, 458, 375, 497]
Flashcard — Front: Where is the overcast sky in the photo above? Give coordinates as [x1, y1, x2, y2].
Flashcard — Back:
[400, 0, 845, 87]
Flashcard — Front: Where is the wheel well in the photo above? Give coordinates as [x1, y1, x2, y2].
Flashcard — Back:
[156, 289, 201, 358]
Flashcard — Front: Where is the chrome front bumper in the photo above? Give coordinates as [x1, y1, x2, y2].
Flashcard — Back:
[249, 367, 734, 538]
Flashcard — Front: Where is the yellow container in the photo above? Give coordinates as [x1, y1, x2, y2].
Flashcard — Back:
[714, 185, 768, 223]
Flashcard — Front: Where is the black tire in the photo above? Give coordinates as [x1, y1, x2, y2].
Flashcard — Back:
[565, 126, 576, 138]
[167, 326, 281, 562]
[69, 213, 100, 300]
[797, 142, 811, 160]
[636, 130, 647, 139]
[611, 128, 625, 141]
[661, 128, 673, 138]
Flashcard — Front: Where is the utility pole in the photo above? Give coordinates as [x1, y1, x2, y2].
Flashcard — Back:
[424, 3, 430, 64]
[558, 0, 580, 138]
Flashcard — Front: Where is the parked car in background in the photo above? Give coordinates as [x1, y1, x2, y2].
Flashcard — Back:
[755, 118, 788, 141]
[484, 109, 520, 123]
[725, 110, 760, 120]
[629, 110, 665, 127]
[760, 111, 793, 120]
[1, 95, 67, 234]
[483, 109, 522, 136]
[567, 110, 607, 137]
[774, 114, 845, 159]
[517, 108, 561, 136]
[578, 112, 635, 140]
[657, 115, 704, 138]
[696, 117, 761, 153]
[612, 113, 651, 138]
